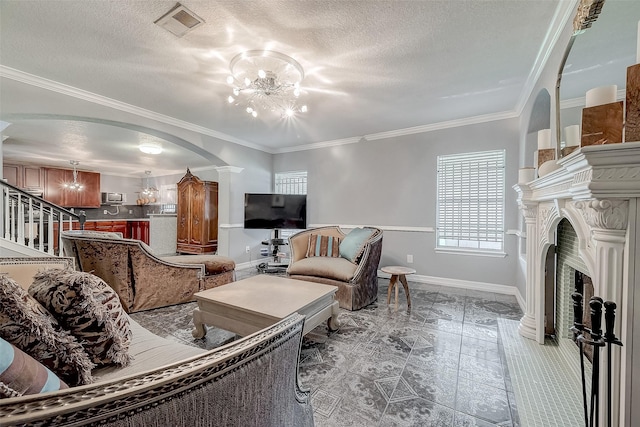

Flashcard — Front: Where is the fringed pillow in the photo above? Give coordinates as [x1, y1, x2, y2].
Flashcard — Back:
[0, 336, 68, 397]
[306, 234, 341, 258]
[0, 275, 94, 386]
[30, 269, 132, 367]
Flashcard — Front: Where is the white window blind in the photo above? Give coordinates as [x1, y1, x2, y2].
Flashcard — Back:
[275, 171, 307, 195]
[436, 150, 505, 252]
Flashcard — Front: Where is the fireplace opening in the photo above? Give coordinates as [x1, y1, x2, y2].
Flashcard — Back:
[546, 218, 595, 361]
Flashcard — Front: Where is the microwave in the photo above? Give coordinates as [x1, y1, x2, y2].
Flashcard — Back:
[101, 192, 126, 205]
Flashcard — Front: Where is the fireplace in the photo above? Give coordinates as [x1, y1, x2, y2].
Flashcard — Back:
[542, 219, 596, 361]
[514, 141, 640, 426]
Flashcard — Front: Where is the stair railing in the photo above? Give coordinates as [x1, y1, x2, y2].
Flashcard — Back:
[0, 180, 85, 255]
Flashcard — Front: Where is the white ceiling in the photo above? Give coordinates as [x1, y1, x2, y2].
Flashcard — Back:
[0, 0, 638, 177]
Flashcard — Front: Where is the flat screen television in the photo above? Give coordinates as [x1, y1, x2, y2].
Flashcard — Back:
[244, 193, 307, 230]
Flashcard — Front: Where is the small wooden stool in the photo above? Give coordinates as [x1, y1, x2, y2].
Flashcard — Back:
[382, 266, 415, 309]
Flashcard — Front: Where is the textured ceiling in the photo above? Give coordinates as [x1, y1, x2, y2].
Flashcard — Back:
[0, 0, 638, 176]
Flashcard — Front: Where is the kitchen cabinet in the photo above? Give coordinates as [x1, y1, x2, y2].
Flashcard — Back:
[3, 164, 44, 192]
[53, 220, 148, 252]
[3, 164, 20, 187]
[44, 167, 101, 208]
[176, 169, 218, 254]
[95, 220, 127, 237]
[127, 221, 149, 244]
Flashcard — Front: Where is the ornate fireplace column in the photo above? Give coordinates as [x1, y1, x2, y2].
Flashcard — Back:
[517, 197, 539, 341]
[575, 198, 628, 427]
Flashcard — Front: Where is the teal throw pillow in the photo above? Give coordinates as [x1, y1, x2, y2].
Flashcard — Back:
[339, 227, 375, 263]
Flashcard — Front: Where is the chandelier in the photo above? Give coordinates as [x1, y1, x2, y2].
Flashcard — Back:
[63, 160, 83, 191]
[226, 50, 308, 118]
[141, 171, 158, 197]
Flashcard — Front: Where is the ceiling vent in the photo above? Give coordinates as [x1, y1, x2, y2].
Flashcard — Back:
[155, 3, 204, 37]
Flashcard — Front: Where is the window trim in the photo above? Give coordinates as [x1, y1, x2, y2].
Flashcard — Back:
[435, 149, 506, 256]
[275, 170, 307, 195]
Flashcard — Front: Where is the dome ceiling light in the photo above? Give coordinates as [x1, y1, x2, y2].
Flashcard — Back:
[226, 50, 308, 119]
[139, 141, 163, 155]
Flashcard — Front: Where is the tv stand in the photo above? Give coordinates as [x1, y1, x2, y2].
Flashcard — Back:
[257, 229, 289, 274]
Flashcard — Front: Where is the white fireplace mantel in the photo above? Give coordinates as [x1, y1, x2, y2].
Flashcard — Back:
[513, 141, 640, 427]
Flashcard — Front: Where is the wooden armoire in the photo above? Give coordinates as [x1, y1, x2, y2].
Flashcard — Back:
[176, 169, 218, 254]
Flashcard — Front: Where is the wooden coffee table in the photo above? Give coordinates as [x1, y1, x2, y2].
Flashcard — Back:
[192, 274, 340, 338]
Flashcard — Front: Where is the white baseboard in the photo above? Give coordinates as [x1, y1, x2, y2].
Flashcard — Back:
[233, 263, 527, 313]
[377, 270, 522, 300]
[514, 287, 526, 313]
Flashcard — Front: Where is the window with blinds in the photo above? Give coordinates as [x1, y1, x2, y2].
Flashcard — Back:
[275, 171, 307, 195]
[436, 150, 505, 253]
[275, 171, 308, 237]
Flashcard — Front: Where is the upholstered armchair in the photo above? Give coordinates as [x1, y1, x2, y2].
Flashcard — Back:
[287, 226, 383, 310]
[61, 231, 235, 312]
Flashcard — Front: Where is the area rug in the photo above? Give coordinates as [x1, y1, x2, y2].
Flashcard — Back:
[129, 301, 237, 350]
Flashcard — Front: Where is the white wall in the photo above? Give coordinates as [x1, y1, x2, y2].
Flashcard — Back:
[100, 174, 141, 204]
[274, 118, 521, 288]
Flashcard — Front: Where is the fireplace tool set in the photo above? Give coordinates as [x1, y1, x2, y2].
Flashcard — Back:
[571, 293, 623, 427]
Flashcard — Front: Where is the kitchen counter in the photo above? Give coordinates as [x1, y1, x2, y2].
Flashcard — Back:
[148, 214, 177, 255]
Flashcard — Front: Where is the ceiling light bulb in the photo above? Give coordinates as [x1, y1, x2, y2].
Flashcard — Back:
[233, 88, 240, 96]
[228, 96, 235, 103]
[252, 111, 257, 118]
[226, 75, 234, 85]
[246, 107, 253, 114]
[293, 88, 300, 97]
[301, 105, 308, 113]
[285, 108, 294, 117]
[244, 77, 251, 86]
[258, 69, 266, 79]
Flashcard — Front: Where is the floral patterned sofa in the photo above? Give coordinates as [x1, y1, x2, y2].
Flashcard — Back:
[0, 257, 313, 426]
[61, 230, 236, 312]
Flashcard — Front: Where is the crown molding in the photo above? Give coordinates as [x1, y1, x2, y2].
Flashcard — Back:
[364, 110, 518, 141]
[274, 136, 363, 153]
[274, 111, 518, 153]
[514, 0, 579, 115]
[0, 65, 268, 153]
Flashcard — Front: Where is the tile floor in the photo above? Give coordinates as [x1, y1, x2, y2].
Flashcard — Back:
[132, 271, 524, 427]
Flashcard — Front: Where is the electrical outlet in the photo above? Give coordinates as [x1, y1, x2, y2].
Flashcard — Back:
[245, 246, 251, 253]
[103, 210, 108, 215]
[407, 254, 414, 263]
